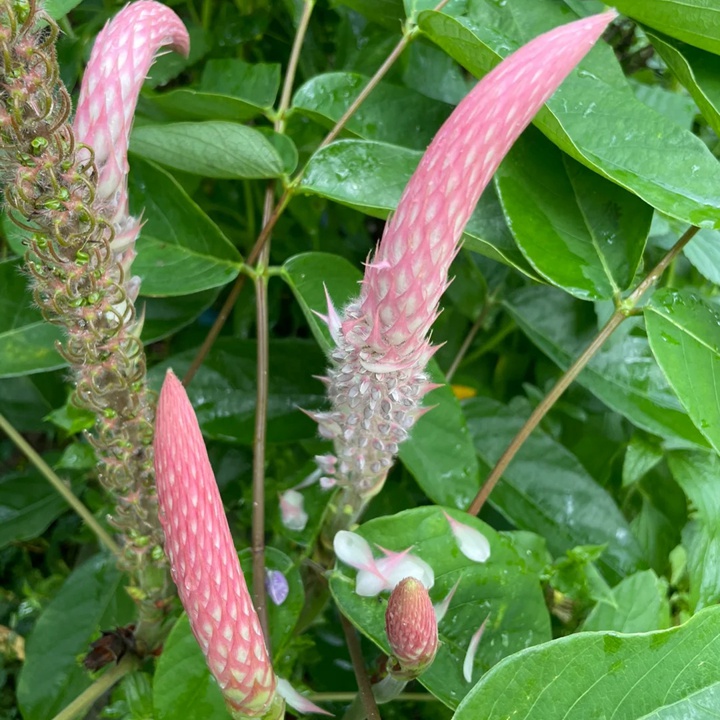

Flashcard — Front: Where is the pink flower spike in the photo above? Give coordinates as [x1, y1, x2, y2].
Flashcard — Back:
[154, 371, 283, 720]
[319, 10, 616, 499]
[276, 678, 333, 716]
[463, 615, 490, 683]
[433, 576, 462, 624]
[74, 1, 189, 257]
[280, 489, 309, 531]
[444, 512, 491, 563]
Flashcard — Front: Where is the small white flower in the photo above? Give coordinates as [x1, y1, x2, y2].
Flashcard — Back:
[444, 511, 491, 563]
[279, 489, 308, 531]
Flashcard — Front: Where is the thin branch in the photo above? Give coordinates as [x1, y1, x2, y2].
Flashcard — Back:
[51, 655, 137, 720]
[276, 0, 315, 134]
[467, 225, 700, 516]
[0, 413, 121, 557]
[251, 185, 275, 643]
[313, 693, 437, 702]
[446, 301, 492, 381]
[339, 612, 382, 720]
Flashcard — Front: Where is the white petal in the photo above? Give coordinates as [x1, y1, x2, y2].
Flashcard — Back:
[334, 531, 375, 571]
[463, 616, 489, 683]
[434, 576, 462, 623]
[355, 569, 390, 597]
[378, 554, 435, 590]
[445, 512, 491, 563]
[280, 489, 308, 531]
[277, 677, 333, 716]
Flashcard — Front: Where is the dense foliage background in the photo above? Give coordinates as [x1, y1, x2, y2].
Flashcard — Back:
[4, 0, 720, 718]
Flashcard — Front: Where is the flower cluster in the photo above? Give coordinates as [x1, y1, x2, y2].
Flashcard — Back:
[0, 0, 187, 649]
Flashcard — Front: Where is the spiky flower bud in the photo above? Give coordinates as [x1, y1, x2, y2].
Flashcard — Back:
[315, 12, 616, 521]
[0, 0, 188, 650]
[154, 371, 284, 720]
[385, 577, 439, 680]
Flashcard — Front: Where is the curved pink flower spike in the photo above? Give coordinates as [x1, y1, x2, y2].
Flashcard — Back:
[316, 10, 616, 496]
[154, 371, 284, 720]
[74, 1, 189, 274]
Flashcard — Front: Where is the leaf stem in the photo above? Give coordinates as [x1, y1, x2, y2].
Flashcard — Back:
[339, 611, 382, 720]
[446, 300, 493, 381]
[0, 413, 121, 558]
[467, 224, 700, 516]
[50, 655, 137, 720]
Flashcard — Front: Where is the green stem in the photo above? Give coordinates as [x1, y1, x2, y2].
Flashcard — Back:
[467, 225, 700, 516]
[51, 655, 137, 720]
[339, 612, 381, 720]
[0, 412, 121, 558]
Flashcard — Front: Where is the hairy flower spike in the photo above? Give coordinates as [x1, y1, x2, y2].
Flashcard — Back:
[318, 11, 616, 523]
[155, 371, 284, 720]
[385, 577, 439, 680]
[0, 0, 188, 651]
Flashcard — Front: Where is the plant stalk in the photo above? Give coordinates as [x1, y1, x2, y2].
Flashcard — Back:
[339, 611, 382, 720]
[0, 413, 120, 558]
[467, 225, 700, 516]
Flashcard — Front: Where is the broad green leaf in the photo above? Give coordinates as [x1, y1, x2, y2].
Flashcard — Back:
[44, 0, 83, 18]
[283, 252, 481, 508]
[0, 374, 62, 432]
[495, 128, 650, 300]
[464, 396, 645, 582]
[330, 507, 551, 709]
[292, 72, 452, 150]
[130, 122, 284, 179]
[668, 451, 720, 610]
[581, 569, 670, 633]
[142, 289, 219, 342]
[129, 159, 242, 296]
[613, 0, 720, 55]
[17, 555, 135, 720]
[648, 30, 720, 137]
[453, 605, 720, 720]
[300, 141, 538, 278]
[142, 60, 280, 123]
[683, 228, 720, 285]
[505, 285, 708, 446]
[645, 289, 720, 453]
[238, 547, 304, 659]
[622, 435, 663, 487]
[0, 259, 64, 377]
[148, 338, 327, 444]
[153, 614, 230, 720]
[335, 0, 405, 29]
[640, 684, 720, 720]
[417, 3, 720, 228]
[631, 81, 698, 130]
[0, 468, 71, 548]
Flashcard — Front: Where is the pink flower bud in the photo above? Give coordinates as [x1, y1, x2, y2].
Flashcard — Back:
[385, 577, 439, 679]
[317, 11, 616, 497]
[154, 371, 283, 720]
[74, 1, 189, 266]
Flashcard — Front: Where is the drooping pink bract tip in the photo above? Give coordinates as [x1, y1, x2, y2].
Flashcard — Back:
[154, 370, 283, 720]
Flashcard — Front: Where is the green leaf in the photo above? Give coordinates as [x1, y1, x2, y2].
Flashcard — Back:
[300, 141, 538, 278]
[335, 0, 405, 30]
[0, 259, 64, 378]
[130, 122, 285, 179]
[622, 435, 664, 487]
[17, 555, 135, 720]
[148, 339, 327, 444]
[683, 228, 720, 285]
[292, 72, 452, 150]
[44, 0, 83, 18]
[417, 2, 720, 228]
[238, 547, 304, 659]
[153, 614, 230, 720]
[330, 507, 551, 708]
[505, 285, 708, 446]
[129, 158, 242, 296]
[581, 569, 670, 633]
[648, 30, 720, 137]
[142, 60, 280, 123]
[645, 289, 720, 453]
[283, 252, 481, 508]
[453, 606, 720, 720]
[0, 468, 71, 548]
[668, 451, 720, 611]
[464, 396, 645, 582]
[496, 128, 651, 300]
[142, 289, 219, 342]
[613, 0, 720, 55]
[1, 211, 28, 256]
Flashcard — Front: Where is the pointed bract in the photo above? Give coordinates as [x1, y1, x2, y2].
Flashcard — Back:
[317, 11, 616, 499]
[154, 371, 283, 720]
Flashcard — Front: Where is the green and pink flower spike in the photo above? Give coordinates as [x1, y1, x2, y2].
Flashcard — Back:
[154, 371, 329, 718]
[313, 10, 617, 528]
